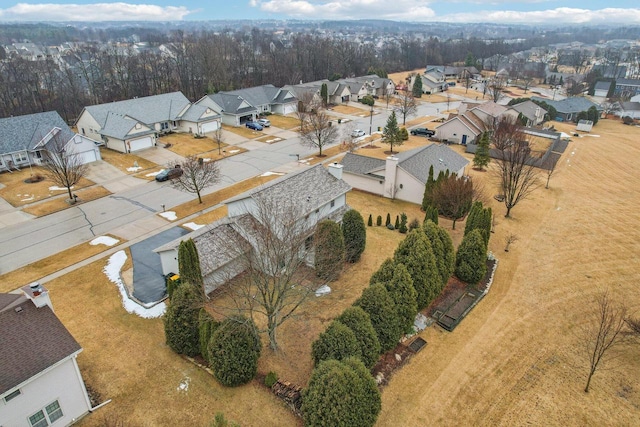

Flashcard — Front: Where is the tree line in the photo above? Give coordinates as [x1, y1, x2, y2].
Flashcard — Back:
[1, 28, 534, 122]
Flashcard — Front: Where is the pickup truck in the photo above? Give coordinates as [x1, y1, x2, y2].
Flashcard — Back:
[410, 127, 435, 137]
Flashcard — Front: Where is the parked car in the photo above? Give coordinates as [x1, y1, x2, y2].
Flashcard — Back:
[155, 165, 183, 182]
[410, 127, 435, 137]
[257, 118, 271, 127]
[246, 121, 264, 131]
[351, 129, 366, 138]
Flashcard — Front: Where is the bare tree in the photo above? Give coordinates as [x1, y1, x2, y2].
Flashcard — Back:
[40, 131, 89, 202]
[503, 233, 518, 252]
[299, 109, 339, 157]
[491, 116, 540, 217]
[582, 291, 628, 393]
[394, 89, 417, 126]
[212, 195, 331, 350]
[487, 77, 506, 103]
[171, 155, 221, 203]
[294, 90, 318, 131]
[211, 127, 225, 155]
[544, 158, 557, 189]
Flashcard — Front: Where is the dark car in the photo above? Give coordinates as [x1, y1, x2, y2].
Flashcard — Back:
[155, 166, 183, 182]
[246, 121, 264, 131]
[410, 127, 435, 137]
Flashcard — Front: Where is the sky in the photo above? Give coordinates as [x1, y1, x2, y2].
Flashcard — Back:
[0, 1, 639, 24]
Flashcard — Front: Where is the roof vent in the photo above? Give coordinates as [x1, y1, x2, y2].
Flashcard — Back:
[15, 306, 23, 313]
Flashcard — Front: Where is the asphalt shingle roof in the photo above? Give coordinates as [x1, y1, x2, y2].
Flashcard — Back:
[0, 111, 75, 154]
[100, 112, 154, 140]
[509, 100, 547, 121]
[83, 91, 191, 129]
[0, 293, 81, 395]
[531, 96, 601, 114]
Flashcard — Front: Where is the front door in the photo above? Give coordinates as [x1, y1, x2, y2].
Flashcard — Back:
[462, 134, 468, 145]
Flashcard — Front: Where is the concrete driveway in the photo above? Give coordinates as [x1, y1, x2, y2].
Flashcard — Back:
[130, 227, 189, 304]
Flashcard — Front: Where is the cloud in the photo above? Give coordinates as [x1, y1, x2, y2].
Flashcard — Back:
[0, 2, 194, 21]
[251, 0, 436, 20]
[437, 7, 640, 24]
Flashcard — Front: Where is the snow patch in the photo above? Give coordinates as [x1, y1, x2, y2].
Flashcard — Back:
[90, 236, 119, 246]
[127, 166, 142, 172]
[160, 211, 177, 221]
[229, 149, 240, 153]
[146, 170, 163, 177]
[177, 376, 190, 392]
[20, 195, 35, 202]
[49, 186, 73, 191]
[584, 134, 600, 137]
[201, 158, 212, 162]
[260, 171, 285, 177]
[315, 285, 331, 297]
[183, 222, 204, 231]
[103, 251, 166, 318]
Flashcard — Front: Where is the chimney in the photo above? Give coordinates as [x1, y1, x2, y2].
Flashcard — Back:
[21, 282, 54, 312]
[384, 156, 399, 199]
[327, 162, 343, 180]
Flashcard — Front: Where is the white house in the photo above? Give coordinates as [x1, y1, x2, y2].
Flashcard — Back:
[0, 284, 92, 427]
[504, 100, 547, 127]
[154, 164, 352, 295]
[0, 111, 101, 172]
[436, 101, 507, 144]
[341, 144, 469, 205]
[75, 92, 221, 153]
[197, 85, 298, 127]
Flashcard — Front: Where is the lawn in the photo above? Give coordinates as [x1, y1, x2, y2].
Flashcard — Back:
[267, 115, 301, 130]
[0, 167, 95, 207]
[44, 258, 298, 427]
[222, 124, 264, 139]
[256, 135, 285, 144]
[180, 206, 227, 230]
[22, 186, 112, 217]
[331, 104, 371, 116]
[377, 118, 640, 425]
[349, 134, 436, 160]
[159, 132, 230, 157]
[0, 233, 123, 292]
[99, 148, 159, 175]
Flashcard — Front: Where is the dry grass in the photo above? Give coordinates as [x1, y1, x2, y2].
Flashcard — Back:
[44, 258, 298, 427]
[256, 135, 285, 144]
[403, 115, 439, 128]
[99, 148, 158, 175]
[0, 168, 95, 207]
[222, 124, 264, 139]
[447, 85, 486, 99]
[168, 175, 280, 220]
[22, 186, 112, 217]
[159, 133, 231, 158]
[331, 104, 371, 116]
[388, 68, 425, 85]
[267, 115, 300, 130]
[0, 234, 123, 292]
[377, 118, 640, 425]
[180, 206, 228, 230]
[351, 136, 435, 160]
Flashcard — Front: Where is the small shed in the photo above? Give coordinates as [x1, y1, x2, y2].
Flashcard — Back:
[576, 119, 593, 132]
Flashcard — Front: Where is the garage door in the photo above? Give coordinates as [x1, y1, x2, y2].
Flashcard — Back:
[201, 121, 219, 133]
[283, 104, 297, 115]
[75, 150, 97, 164]
[129, 137, 153, 152]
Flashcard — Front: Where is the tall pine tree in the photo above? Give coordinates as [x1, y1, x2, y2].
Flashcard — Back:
[412, 74, 423, 98]
[178, 238, 204, 291]
[473, 131, 490, 170]
[382, 111, 403, 154]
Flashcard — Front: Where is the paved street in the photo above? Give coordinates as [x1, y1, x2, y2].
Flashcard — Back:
[0, 101, 449, 274]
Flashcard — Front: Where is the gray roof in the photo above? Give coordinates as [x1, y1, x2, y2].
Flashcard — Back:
[594, 81, 613, 92]
[100, 112, 155, 140]
[616, 78, 640, 87]
[342, 144, 469, 184]
[82, 91, 191, 128]
[0, 111, 75, 154]
[207, 85, 296, 115]
[0, 293, 82, 395]
[207, 92, 258, 116]
[531, 96, 602, 114]
[179, 103, 221, 123]
[619, 102, 640, 112]
[509, 100, 547, 121]
[226, 164, 352, 217]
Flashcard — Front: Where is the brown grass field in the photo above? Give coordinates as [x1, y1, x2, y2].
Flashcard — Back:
[0, 168, 95, 206]
[99, 148, 158, 175]
[22, 186, 112, 217]
[377, 118, 640, 425]
[266, 115, 300, 130]
[16, 117, 640, 425]
[159, 133, 233, 158]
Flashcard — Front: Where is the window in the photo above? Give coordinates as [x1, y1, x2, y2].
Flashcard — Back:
[330, 200, 335, 208]
[305, 235, 313, 251]
[46, 400, 63, 423]
[14, 152, 28, 163]
[4, 389, 21, 402]
[28, 400, 63, 426]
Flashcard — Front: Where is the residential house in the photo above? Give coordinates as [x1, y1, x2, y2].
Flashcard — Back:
[530, 96, 602, 122]
[341, 144, 469, 205]
[613, 78, 640, 99]
[593, 80, 613, 98]
[0, 284, 92, 427]
[286, 80, 351, 106]
[435, 101, 507, 144]
[0, 111, 101, 172]
[197, 85, 297, 127]
[75, 92, 221, 153]
[421, 69, 448, 94]
[425, 65, 479, 80]
[154, 164, 351, 295]
[591, 64, 627, 79]
[504, 100, 547, 126]
[614, 102, 640, 119]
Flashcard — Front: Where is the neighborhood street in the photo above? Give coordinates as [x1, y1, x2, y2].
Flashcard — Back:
[0, 100, 452, 274]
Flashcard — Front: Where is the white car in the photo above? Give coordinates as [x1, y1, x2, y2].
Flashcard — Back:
[258, 118, 271, 127]
[351, 129, 366, 138]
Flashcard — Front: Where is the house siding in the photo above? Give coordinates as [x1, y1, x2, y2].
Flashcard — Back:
[0, 357, 90, 427]
[435, 120, 477, 144]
